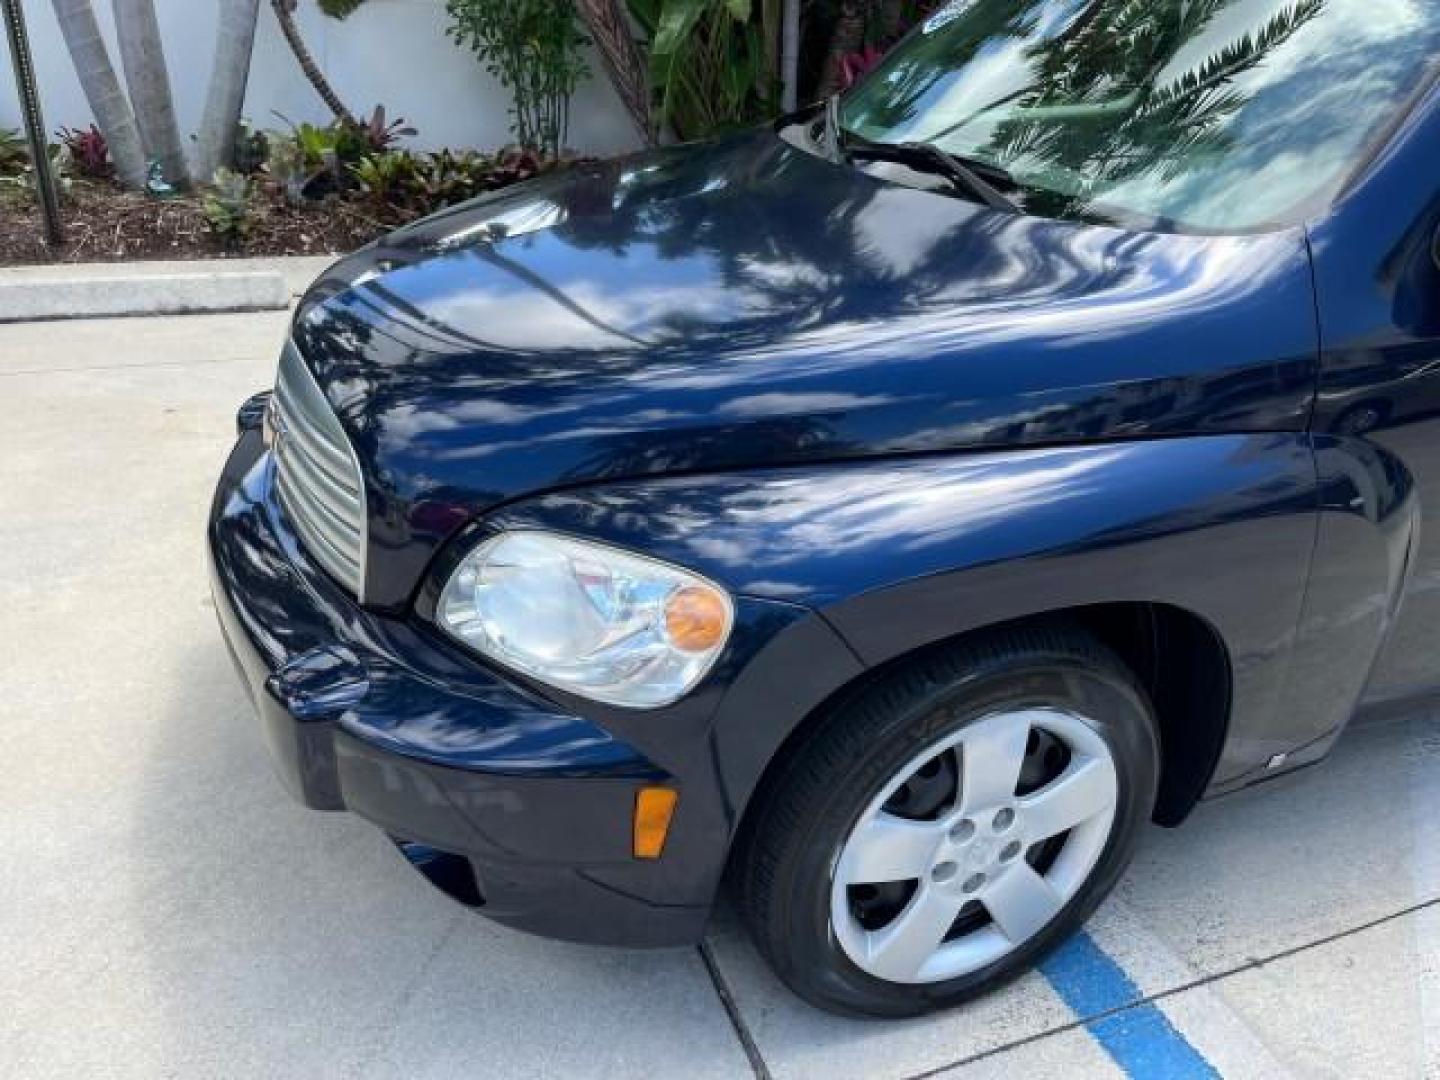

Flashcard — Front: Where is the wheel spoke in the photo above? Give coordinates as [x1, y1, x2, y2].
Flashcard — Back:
[839, 812, 939, 885]
[982, 862, 1064, 944]
[864, 885, 966, 982]
[1019, 756, 1117, 841]
[958, 714, 1031, 813]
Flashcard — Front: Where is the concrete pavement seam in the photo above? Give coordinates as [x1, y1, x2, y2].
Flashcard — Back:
[902, 891, 1440, 1080]
[697, 939, 773, 1080]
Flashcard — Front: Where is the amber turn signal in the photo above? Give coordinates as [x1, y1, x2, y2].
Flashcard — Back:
[663, 585, 730, 653]
[633, 787, 679, 860]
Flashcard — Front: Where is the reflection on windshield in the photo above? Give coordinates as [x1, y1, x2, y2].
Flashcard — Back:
[842, 0, 1437, 231]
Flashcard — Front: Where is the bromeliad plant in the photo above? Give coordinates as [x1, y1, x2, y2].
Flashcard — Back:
[267, 108, 416, 200]
[57, 124, 112, 180]
[445, 0, 591, 158]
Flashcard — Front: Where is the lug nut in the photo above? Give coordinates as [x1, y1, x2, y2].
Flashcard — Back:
[931, 861, 958, 883]
[949, 819, 976, 843]
[992, 808, 1016, 831]
[962, 873, 986, 894]
[1000, 841, 1022, 862]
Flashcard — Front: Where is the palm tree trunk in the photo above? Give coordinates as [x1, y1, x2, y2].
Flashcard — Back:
[49, 0, 146, 188]
[576, 0, 651, 143]
[196, 0, 260, 181]
[780, 0, 800, 110]
[270, 0, 356, 126]
[113, 0, 190, 187]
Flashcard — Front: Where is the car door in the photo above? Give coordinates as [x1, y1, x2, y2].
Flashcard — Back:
[1310, 80, 1440, 705]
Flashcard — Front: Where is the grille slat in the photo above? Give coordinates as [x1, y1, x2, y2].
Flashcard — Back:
[275, 420, 362, 521]
[272, 342, 366, 598]
[277, 472, 363, 568]
[274, 390, 357, 481]
[276, 456, 362, 556]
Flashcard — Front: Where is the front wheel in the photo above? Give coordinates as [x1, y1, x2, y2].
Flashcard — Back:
[733, 625, 1159, 1017]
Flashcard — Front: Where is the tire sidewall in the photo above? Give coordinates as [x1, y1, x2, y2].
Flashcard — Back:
[773, 654, 1159, 1017]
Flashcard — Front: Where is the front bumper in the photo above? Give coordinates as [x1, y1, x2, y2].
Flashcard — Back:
[207, 423, 714, 946]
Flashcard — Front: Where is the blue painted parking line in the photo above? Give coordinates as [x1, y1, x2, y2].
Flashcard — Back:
[1040, 930, 1219, 1079]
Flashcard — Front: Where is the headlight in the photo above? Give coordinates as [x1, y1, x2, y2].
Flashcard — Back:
[436, 530, 734, 708]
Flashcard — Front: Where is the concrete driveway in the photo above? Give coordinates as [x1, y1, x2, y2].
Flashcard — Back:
[2, 308, 1438, 1079]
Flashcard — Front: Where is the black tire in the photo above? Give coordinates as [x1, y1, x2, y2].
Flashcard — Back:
[732, 624, 1160, 1018]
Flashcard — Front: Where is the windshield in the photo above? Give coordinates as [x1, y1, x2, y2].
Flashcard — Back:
[840, 0, 1438, 232]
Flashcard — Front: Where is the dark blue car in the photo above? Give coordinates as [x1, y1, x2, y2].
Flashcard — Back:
[209, 0, 1440, 1016]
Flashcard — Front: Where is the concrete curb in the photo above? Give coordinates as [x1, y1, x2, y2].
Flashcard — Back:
[0, 255, 338, 324]
[0, 270, 289, 324]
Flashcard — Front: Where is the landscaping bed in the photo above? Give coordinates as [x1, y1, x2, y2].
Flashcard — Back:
[0, 183, 384, 265]
[1, 119, 566, 267]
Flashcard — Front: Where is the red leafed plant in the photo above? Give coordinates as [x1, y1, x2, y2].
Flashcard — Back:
[57, 124, 112, 180]
[838, 44, 887, 89]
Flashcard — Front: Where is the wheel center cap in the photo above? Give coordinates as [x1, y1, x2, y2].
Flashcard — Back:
[966, 839, 996, 868]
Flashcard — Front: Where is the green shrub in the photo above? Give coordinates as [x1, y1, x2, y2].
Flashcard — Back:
[2, 141, 73, 199]
[203, 168, 255, 247]
[445, 0, 589, 158]
[266, 108, 415, 202]
[234, 121, 270, 176]
[352, 149, 425, 208]
[351, 146, 552, 218]
[0, 128, 28, 177]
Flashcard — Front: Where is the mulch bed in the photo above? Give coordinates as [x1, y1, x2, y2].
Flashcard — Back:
[0, 182, 398, 265]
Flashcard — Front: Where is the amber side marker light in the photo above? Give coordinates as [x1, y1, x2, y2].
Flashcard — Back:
[633, 787, 679, 859]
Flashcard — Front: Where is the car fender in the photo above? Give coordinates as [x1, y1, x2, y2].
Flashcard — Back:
[489, 431, 1413, 844]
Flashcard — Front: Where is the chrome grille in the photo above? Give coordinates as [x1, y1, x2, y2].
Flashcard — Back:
[272, 342, 366, 599]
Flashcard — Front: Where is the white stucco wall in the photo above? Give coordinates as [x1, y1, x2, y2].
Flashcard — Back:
[1, 0, 642, 163]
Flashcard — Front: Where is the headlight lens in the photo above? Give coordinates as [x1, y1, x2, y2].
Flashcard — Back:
[437, 530, 734, 708]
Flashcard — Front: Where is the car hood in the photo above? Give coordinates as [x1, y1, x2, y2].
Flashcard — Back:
[293, 128, 1318, 606]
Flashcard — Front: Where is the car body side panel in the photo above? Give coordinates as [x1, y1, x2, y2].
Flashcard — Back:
[1252, 436, 1419, 784]
[487, 432, 1403, 801]
[1310, 85, 1440, 704]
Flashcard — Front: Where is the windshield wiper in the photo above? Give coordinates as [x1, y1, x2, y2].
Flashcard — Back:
[846, 139, 1021, 213]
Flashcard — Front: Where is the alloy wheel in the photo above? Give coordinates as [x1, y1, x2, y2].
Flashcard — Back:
[829, 707, 1118, 985]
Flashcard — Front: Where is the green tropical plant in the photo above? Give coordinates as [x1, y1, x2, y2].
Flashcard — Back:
[627, 0, 777, 140]
[352, 146, 552, 217]
[445, 0, 591, 157]
[351, 149, 424, 207]
[234, 121, 270, 175]
[5, 143, 75, 198]
[0, 129, 28, 177]
[202, 167, 255, 246]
